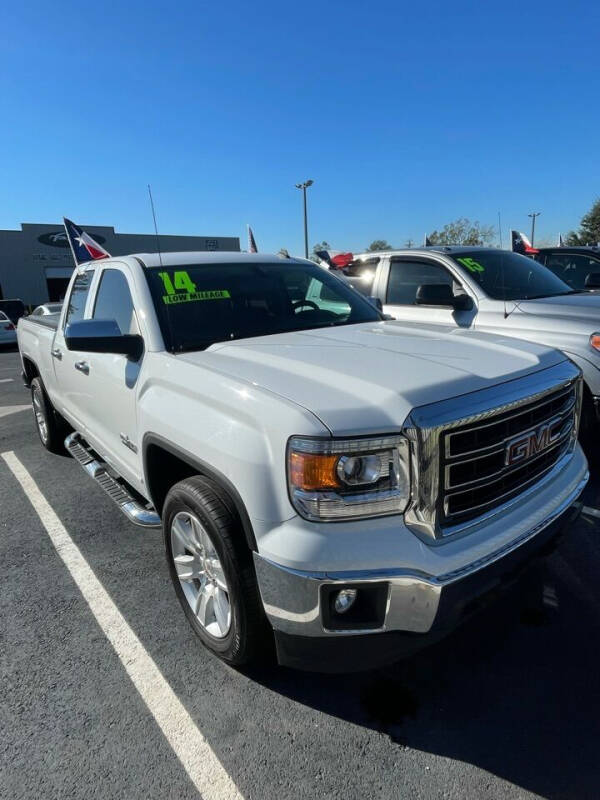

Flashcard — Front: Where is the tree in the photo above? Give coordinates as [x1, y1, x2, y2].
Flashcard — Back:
[366, 240, 393, 252]
[427, 218, 496, 246]
[567, 199, 600, 245]
[310, 241, 331, 263]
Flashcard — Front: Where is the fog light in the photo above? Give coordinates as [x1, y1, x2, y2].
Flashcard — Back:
[334, 588, 358, 614]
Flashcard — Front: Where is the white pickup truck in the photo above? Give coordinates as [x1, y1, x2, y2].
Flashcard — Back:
[350, 247, 600, 457]
[18, 252, 588, 671]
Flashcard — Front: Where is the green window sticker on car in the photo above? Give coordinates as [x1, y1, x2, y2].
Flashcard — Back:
[157, 271, 231, 305]
[456, 257, 485, 274]
[162, 289, 231, 305]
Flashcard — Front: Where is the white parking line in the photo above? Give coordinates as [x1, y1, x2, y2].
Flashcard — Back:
[0, 378, 14, 383]
[582, 506, 600, 520]
[1, 451, 244, 800]
[0, 405, 29, 419]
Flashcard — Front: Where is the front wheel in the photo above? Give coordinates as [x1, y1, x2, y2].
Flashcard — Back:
[579, 387, 599, 466]
[163, 476, 272, 666]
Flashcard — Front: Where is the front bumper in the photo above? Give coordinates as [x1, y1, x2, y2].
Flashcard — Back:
[254, 474, 587, 672]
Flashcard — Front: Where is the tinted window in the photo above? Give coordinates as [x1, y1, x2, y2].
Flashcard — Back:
[544, 253, 600, 290]
[146, 261, 381, 352]
[93, 269, 138, 334]
[0, 300, 26, 323]
[387, 260, 455, 305]
[64, 271, 94, 327]
[449, 251, 573, 301]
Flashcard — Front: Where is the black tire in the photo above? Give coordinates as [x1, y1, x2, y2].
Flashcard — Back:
[579, 386, 599, 467]
[31, 377, 67, 453]
[163, 475, 273, 667]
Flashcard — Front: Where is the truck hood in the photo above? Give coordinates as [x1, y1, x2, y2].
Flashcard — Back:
[512, 292, 600, 331]
[180, 322, 568, 436]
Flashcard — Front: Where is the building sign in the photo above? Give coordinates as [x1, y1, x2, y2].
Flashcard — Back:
[37, 231, 106, 248]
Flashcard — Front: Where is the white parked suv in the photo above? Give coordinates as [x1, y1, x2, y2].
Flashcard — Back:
[17, 252, 588, 671]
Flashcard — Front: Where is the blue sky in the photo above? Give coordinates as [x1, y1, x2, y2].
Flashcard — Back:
[1, 0, 598, 254]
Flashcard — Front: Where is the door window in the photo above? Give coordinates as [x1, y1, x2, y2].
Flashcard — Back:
[387, 260, 456, 305]
[93, 269, 139, 334]
[64, 270, 95, 328]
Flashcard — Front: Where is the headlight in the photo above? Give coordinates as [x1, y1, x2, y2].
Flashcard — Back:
[287, 435, 410, 521]
[590, 333, 600, 352]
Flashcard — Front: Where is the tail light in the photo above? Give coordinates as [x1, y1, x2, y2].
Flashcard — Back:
[4, 322, 15, 330]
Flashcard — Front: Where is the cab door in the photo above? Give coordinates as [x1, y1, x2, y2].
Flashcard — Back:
[382, 257, 476, 327]
[51, 266, 98, 433]
[80, 265, 143, 490]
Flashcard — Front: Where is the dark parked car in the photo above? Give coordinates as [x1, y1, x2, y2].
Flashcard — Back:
[0, 299, 27, 325]
[533, 247, 600, 292]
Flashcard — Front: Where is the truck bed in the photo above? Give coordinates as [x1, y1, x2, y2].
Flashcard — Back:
[25, 314, 60, 330]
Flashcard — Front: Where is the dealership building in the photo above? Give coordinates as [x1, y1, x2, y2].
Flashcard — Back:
[0, 222, 240, 306]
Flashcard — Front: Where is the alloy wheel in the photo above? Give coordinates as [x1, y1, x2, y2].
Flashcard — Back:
[170, 511, 232, 638]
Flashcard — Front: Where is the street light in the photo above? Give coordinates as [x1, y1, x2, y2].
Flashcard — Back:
[295, 179, 314, 258]
[528, 211, 541, 247]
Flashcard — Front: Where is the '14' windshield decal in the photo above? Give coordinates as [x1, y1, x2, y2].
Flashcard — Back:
[158, 271, 231, 305]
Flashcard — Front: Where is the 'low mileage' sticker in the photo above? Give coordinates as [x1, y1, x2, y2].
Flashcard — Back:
[158, 271, 231, 305]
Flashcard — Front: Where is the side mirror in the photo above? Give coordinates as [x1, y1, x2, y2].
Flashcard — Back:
[415, 283, 473, 311]
[585, 272, 600, 289]
[65, 319, 144, 360]
[368, 296, 383, 311]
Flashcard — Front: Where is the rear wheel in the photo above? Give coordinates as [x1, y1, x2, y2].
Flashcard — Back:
[163, 475, 272, 666]
[31, 377, 67, 453]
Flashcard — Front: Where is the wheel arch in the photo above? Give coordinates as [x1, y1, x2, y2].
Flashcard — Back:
[22, 356, 39, 386]
[143, 434, 258, 552]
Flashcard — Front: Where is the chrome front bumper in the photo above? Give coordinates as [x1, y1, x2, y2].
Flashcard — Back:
[254, 470, 588, 640]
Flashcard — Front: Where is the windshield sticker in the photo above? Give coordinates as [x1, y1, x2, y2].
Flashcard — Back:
[162, 289, 231, 305]
[158, 270, 198, 295]
[456, 257, 485, 274]
[158, 271, 231, 305]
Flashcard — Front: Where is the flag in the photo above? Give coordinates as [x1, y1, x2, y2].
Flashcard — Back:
[510, 229, 538, 255]
[63, 217, 111, 266]
[314, 249, 354, 269]
[424, 234, 432, 246]
[247, 225, 258, 253]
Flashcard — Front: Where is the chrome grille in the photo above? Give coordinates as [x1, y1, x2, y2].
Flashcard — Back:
[442, 382, 577, 525]
[403, 361, 582, 541]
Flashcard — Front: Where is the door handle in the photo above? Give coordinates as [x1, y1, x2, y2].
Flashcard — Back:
[74, 361, 90, 375]
[51, 347, 62, 360]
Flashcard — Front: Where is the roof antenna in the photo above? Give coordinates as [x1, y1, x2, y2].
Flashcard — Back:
[147, 184, 163, 267]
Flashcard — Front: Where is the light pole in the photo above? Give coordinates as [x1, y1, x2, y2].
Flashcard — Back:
[528, 211, 541, 247]
[295, 179, 313, 258]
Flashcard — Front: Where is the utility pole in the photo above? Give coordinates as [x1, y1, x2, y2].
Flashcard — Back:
[528, 212, 541, 247]
[295, 180, 314, 258]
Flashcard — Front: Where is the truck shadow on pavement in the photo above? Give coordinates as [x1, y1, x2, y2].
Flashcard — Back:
[246, 542, 600, 799]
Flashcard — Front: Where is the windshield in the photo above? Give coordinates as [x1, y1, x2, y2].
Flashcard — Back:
[146, 261, 382, 352]
[449, 251, 573, 301]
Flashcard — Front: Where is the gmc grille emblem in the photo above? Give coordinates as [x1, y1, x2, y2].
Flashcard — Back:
[505, 416, 564, 466]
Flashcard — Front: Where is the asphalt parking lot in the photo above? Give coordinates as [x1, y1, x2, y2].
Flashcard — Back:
[1, 345, 599, 800]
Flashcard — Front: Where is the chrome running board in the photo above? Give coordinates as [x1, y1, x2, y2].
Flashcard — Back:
[65, 432, 161, 528]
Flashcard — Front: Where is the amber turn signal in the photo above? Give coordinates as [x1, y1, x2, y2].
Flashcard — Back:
[289, 452, 340, 491]
[590, 333, 600, 352]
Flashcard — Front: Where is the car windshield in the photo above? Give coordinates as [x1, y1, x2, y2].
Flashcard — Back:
[449, 251, 574, 301]
[145, 261, 381, 352]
